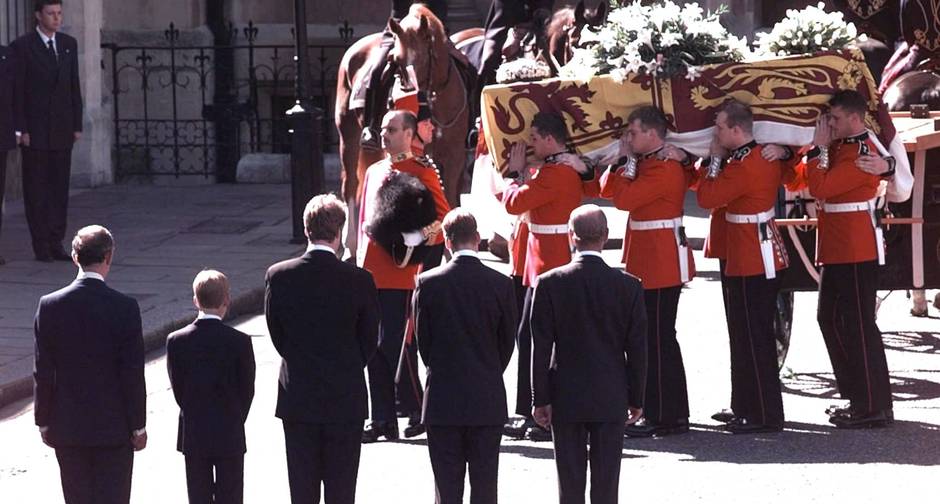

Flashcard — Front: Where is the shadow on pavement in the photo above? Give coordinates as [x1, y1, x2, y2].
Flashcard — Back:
[782, 371, 940, 402]
[618, 420, 940, 465]
[882, 331, 940, 354]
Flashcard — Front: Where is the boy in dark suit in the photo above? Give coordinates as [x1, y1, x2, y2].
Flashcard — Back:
[0, 41, 17, 265]
[11, 0, 83, 262]
[34, 225, 147, 504]
[167, 270, 256, 504]
[413, 208, 518, 504]
[265, 193, 379, 504]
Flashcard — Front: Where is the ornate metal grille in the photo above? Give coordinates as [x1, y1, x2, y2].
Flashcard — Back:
[101, 21, 352, 179]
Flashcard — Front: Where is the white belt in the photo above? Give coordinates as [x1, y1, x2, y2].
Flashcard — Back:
[628, 217, 691, 283]
[821, 198, 885, 265]
[725, 208, 775, 224]
[529, 223, 569, 234]
[726, 207, 778, 279]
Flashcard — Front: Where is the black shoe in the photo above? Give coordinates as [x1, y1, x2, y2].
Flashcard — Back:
[829, 410, 892, 429]
[35, 252, 54, 263]
[825, 402, 854, 417]
[0, 255, 6, 266]
[362, 421, 400, 443]
[503, 417, 535, 439]
[525, 424, 552, 442]
[711, 408, 736, 423]
[624, 418, 689, 438]
[723, 418, 782, 434]
[360, 127, 381, 151]
[49, 245, 71, 261]
[403, 414, 425, 438]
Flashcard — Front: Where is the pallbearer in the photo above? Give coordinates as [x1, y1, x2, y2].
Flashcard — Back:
[806, 90, 894, 428]
[600, 106, 695, 437]
[697, 100, 790, 434]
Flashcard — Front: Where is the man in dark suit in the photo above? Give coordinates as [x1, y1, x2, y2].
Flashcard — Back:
[34, 225, 147, 504]
[167, 269, 255, 504]
[0, 41, 17, 266]
[265, 193, 380, 504]
[531, 205, 647, 504]
[413, 208, 517, 504]
[11, 0, 83, 262]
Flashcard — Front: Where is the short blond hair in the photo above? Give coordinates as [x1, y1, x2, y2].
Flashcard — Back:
[304, 193, 347, 242]
[193, 269, 229, 310]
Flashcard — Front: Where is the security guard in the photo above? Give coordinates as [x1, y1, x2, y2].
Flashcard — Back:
[697, 100, 790, 434]
[600, 106, 695, 437]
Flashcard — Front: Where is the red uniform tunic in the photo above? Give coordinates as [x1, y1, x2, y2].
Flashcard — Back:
[807, 133, 882, 265]
[510, 220, 529, 277]
[697, 142, 789, 277]
[502, 160, 584, 287]
[358, 154, 451, 290]
[600, 154, 696, 289]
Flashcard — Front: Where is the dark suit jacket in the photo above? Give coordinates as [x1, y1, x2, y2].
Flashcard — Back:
[166, 318, 255, 457]
[11, 30, 83, 151]
[33, 277, 146, 446]
[531, 254, 648, 423]
[413, 254, 517, 426]
[0, 44, 16, 151]
[265, 249, 379, 423]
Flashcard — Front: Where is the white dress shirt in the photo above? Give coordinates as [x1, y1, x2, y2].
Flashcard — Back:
[577, 250, 603, 259]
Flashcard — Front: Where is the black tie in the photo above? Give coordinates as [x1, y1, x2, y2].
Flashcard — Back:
[47, 39, 56, 61]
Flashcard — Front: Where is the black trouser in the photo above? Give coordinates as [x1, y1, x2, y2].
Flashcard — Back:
[0, 151, 6, 238]
[514, 286, 534, 418]
[184, 455, 244, 504]
[643, 286, 689, 424]
[21, 147, 71, 256]
[282, 421, 362, 504]
[426, 425, 502, 504]
[368, 289, 423, 422]
[817, 261, 892, 413]
[726, 274, 784, 426]
[551, 421, 624, 504]
[719, 260, 741, 414]
[55, 444, 134, 504]
[477, 0, 526, 90]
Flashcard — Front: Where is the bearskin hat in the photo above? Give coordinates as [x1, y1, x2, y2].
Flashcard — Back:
[366, 170, 438, 266]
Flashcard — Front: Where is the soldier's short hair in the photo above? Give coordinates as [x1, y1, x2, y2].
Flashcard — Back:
[303, 193, 347, 242]
[442, 208, 478, 247]
[720, 100, 753, 134]
[829, 90, 868, 119]
[71, 225, 114, 267]
[398, 110, 418, 136]
[531, 112, 569, 145]
[192, 269, 229, 310]
[627, 106, 668, 139]
[34, 0, 61, 13]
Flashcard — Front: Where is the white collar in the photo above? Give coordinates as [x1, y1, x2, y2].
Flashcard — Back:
[76, 270, 105, 282]
[36, 26, 56, 45]
[577, 250, 603, 259]
[451, 249, 478, 259]
[197, 312, 222, 321]
[306, 243, 337, 255]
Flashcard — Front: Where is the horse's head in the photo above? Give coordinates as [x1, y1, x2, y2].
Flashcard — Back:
[545, 0, 609, 73]
[388, 4, 449, 93]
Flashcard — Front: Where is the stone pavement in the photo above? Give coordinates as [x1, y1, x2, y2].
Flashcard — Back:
[0, 183, 305, 407]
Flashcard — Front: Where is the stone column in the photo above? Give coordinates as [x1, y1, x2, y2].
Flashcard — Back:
[66, 0, 111, 187]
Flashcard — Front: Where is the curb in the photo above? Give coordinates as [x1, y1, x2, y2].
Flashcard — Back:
[0, 285, 267, 411]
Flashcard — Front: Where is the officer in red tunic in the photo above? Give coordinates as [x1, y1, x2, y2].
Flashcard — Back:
[358, 110, 451, 442]
[500, 111, 594, 441]
[697, 101, 790, 434]
[806, 90, 894, 428]
[599, 106, 695, 437]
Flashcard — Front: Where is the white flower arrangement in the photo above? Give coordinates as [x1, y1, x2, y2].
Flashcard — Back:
[495, 57, 553, 84]
[755, 2, 858, 57]
[559, 1, 748, 80]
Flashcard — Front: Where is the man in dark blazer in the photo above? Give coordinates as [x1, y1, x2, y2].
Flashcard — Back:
[531, 205, 647, 504]
[34, 225, 147, 504]
[0, 41, 17, 267]
[265, 193, 380, 504]
[167, 269, 255, 504]
[11, 0, 83, 262]
[413, 208, 517, 504]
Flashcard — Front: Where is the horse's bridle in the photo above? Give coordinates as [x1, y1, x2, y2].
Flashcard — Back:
[414, 31, 468, 132]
